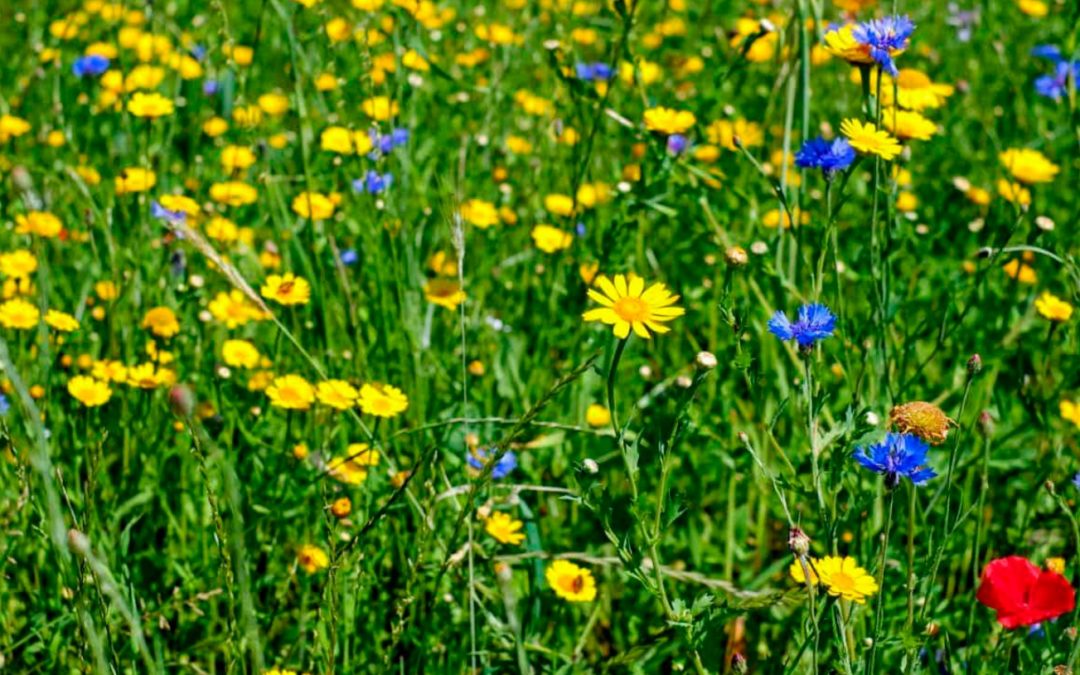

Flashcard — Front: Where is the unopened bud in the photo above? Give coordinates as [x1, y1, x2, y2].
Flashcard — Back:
[696, 351, 718, 371]
[788, 526, 811, 557]
[977, 410, 995, 438]
[925, 622, 939, 637]
[759, 18, 776, 33]
[725, 246, 748, 267]
[67, 529, 90, 554]
[967, 353, 982, 376]
[169, 384, 197, 418]
[737, 431, 749, 444]
[582, 458, 599, 474]
[732, 653, 748, 674]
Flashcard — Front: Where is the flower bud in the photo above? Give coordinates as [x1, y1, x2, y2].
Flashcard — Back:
[732, 653, 748, 674]
[696, 351, 718, 370]
[582, 458, 599, 474]
[168, 384, 197, 418]
[977, 410, 995, 438]
[788, 526, 811, 557]
[725, 246, 748, 267]
[967, 353, 982, 376]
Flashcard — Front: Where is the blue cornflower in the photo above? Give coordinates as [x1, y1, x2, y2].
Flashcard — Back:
[768, 303, 836, 348]
[574, 62, 614, 82]
[151, 201, 186, 225]
[1031, 45, 1063, 62]
[1035, 60, 1079, 101]
[0, 393, 9, 415]
[666, 133, 689, 155]
[203, 80, 220, 96]
[1073, 472, 1080, 490]
[467, 448, 517, 480]
[72, 55, 110, 78]
[575, 222, 587, 237]
[854, 432, 937, 488]
[190, 44, 207, 61]
[852, 15, 915, 76]
[795, 137, 855, 177]
[390, 127, 410, 147]
[340, 249, 358, 266]
[352, 170, 393, 194]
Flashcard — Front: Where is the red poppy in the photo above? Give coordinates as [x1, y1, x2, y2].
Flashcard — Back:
[975, 556, 1075, 628]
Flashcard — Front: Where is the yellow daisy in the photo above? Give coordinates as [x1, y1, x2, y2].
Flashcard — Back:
[582, 274, 685, 339]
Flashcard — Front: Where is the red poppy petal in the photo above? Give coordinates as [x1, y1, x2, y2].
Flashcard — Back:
[976, 556, 1039, 614]
[1028, 570, 1076, 622]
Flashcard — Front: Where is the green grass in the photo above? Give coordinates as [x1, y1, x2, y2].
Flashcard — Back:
[0, 0, 1079, 672]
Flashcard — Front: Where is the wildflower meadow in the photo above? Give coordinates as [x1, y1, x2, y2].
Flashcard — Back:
[2, 0, 1080, 672]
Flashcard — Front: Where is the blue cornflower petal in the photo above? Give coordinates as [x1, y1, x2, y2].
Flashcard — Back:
[1031, 45, 1063, 62]
[72, 54, 110, 78]
[854, 432, 936, 487]
[852, 15, 915, 76]
[767, 311, 795, 341]
[467, 448, 517, 480]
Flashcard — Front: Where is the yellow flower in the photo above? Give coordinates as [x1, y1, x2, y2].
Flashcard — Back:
[232, 104, 263, 127]
[1047, 557, 1067, 575]
[1060, 400, 1080, 429]
[67, 376, 112, 407]
[316, 379, 359, 410]
[996, 179, 1031, 207]
[790, 555, 878, 604]
[586, 403, 611, 427]
[1017, 0, 1048, 17]
[862, 69, 954, 112]
[115, 167, 157, 194]
[127, 362, 175, 389]
[889, 401, 954, 445]
[327, 455, 371, 485]
[210, 290, 265, 327]
[258, 92, 290, 116]
[459, 199, 500, 228]
[1035, 291, 1073, 322]
[706, 118, 763, 151]
[296, 544, 329, 574]
[0, 115, 32, 142]
[45, 310, 80, 332]
[485, 511, 525, 545]
[16, 212, 63, 238]
[261, 273, 311, 306]
[824, 24, 876, 65]
[881, 109, 936, 141]
[320, 126, 374, 154]
[361, 96, 399, 121]
[531, 225, 573, 253]
[209, 181, 258, 207]
[92, 360, 128, 383]
[543, 194, 575, 217]
[357, 383, 409, 418]
[221, 145, 257, 173]
[999, 148, 1059, 184]
[203, 117, 229, 136]
[126, 91, 174, 118]
[546, 560, 597, 602]
[0, 298, 40, 329]
[840, 119, 902, 161]
[643, 107, 696, 135]
[291, 192, 335, 220]
[266, 375, 316, 410]
[582, 274, 685, 340]
[222, 339, 261, 369]
[141, 306, 180, 338]
[424, 279, 466, 310]
[1002, 258, 1037, 284]
[0, 250, 38, 278]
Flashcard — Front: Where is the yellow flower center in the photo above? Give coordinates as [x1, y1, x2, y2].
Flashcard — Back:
[613, 297, 648, 322]
[829, 571, 855, 593]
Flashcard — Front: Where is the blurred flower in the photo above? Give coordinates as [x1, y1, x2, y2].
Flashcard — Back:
[643, 107, 696, 135]
[586, 403, 611, 427]
[291, 192, 335, 220]
[141, 307, 180, 338]
[790, 555, 878, 603]
[67, 376, 112, 407]
[546, 560, 597, 602]
[575, 62, 614, 81]
[352, 170, 393, 194]
[296, 544, 329, 574]
[485, 511, 525, 545]
[467, 447, 516, 479]
[768, 303, 835, 348]
[531, 225, 573, 253]
[72, 54, 110, 77]
[1000, 148, 1059, 184]
[1061, 400, 1080, 429]
[1035, 291, 1073, 322]
[854, 432, 937, 487]
[976, 556, 1075, 628]
[267, 375, 316, 410]
[127, 91, 174, 119]
[459, 199, 500, 228]
[583, 274, 685, 339]
[45, 310, 79, 332]
[424, 279, 466, 310]
[222, 339, 261, 369]
[316, 380, 359, 410]
[261, 273, 311, 306]
[357, 383, 408, 417]
[1035, 60, 1080, 100]
[882, 109, 937, 141]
